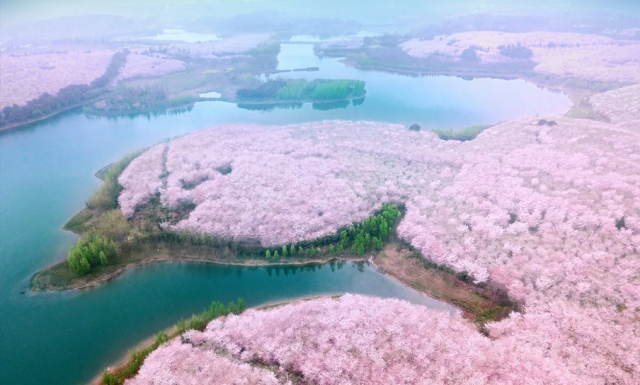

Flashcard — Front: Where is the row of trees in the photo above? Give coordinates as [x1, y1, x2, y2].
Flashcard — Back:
[236, 79, 366, 102]
[67, 235, 117, 275]
[263, 204, 402, 259]
[276, 79, 366, 101]
[0, 50, 129, 127]
[498, 43, 533, 59]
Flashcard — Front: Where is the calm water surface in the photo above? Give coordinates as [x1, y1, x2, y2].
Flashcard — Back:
[0, 43, 570, 385]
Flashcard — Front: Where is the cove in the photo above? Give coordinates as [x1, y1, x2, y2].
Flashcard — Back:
[0, 42, 570, 385]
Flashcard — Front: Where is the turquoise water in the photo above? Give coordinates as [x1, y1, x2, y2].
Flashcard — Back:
[0, 44, 570, 385]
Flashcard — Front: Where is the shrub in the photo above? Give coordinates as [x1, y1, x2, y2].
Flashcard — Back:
[499, 43, 533, 59]
[67, 235, 117, 275]
[93, 210, 131, 241]
[461, 47, 478, 61]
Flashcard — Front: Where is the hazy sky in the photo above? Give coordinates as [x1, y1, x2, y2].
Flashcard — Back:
[2, 0, 639, 30]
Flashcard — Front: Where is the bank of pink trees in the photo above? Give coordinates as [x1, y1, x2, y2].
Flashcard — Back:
[0, 51, 114, 108]
[131, 295, 615, 384]
[127, 338, 286, 385]
[114, 53, 185, 82]
[121, 94, 640, 383]
[400, 31, 640, 83]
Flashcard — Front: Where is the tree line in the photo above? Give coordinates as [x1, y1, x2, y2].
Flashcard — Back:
[263, 203, 401, 259]
[0, 49, 129, 127]
[236, 78, 366, 102]
[134, 204, 402, 261]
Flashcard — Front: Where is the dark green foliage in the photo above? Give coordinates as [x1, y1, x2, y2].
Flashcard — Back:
[498, 43, 533, 59]
[91, 49, 129, 89]
[236, 79, 286, 99]
[67, 235, 117, 275]
[237, 78, 366, 102]
[409, 123, 421, 131]
[86, 151, 142, 211]
[138, 205, 402, 262]
[431, 125, 490, 142]
[335, 204, 401, 255]
[101, 371, 119, 385]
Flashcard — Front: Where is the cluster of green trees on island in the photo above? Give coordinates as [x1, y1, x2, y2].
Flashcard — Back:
[67, 235, 117, 275]
[85, 85, 196, 116]
[65, 151, 142, 276]
[236, 78, 366, 102]
[0, 50, 129, 127]
[101, 298, 246, 385]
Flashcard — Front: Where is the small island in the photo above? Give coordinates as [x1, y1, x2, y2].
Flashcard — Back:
[235, 78, 366, 105]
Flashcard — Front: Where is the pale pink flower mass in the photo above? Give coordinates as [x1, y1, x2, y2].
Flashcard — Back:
[122, 82, 640, 384]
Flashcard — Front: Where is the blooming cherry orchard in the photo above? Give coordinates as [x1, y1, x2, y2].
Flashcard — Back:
[0, 51, 114, 108]
[127, 338, 287, 385]
[590, 83, 640, 130]
[131, 295, 601, 385]
[114, 54, 186, 82]
[155, 34, 272, 60]
[121, 85, 640, 383]
[401, 31, 640, 83]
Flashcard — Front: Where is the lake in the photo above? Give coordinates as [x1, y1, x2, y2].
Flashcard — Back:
[0, 42, 570, 385]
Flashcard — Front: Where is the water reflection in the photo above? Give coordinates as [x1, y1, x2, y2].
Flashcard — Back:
[237, 97, 366, 112]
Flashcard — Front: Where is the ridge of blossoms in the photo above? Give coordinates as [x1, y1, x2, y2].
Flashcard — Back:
[121, 84, 640, 383]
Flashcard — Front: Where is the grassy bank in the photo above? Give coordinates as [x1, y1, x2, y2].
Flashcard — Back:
[99, 299, 246, 385]
[373, 243, 517, 326]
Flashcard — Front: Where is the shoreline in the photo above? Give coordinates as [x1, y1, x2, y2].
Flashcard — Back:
[87, 294, 335, 385]
[0, 103, 85, 133]
[30, 254, 370, 293]
[234, 92, 366, 106]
